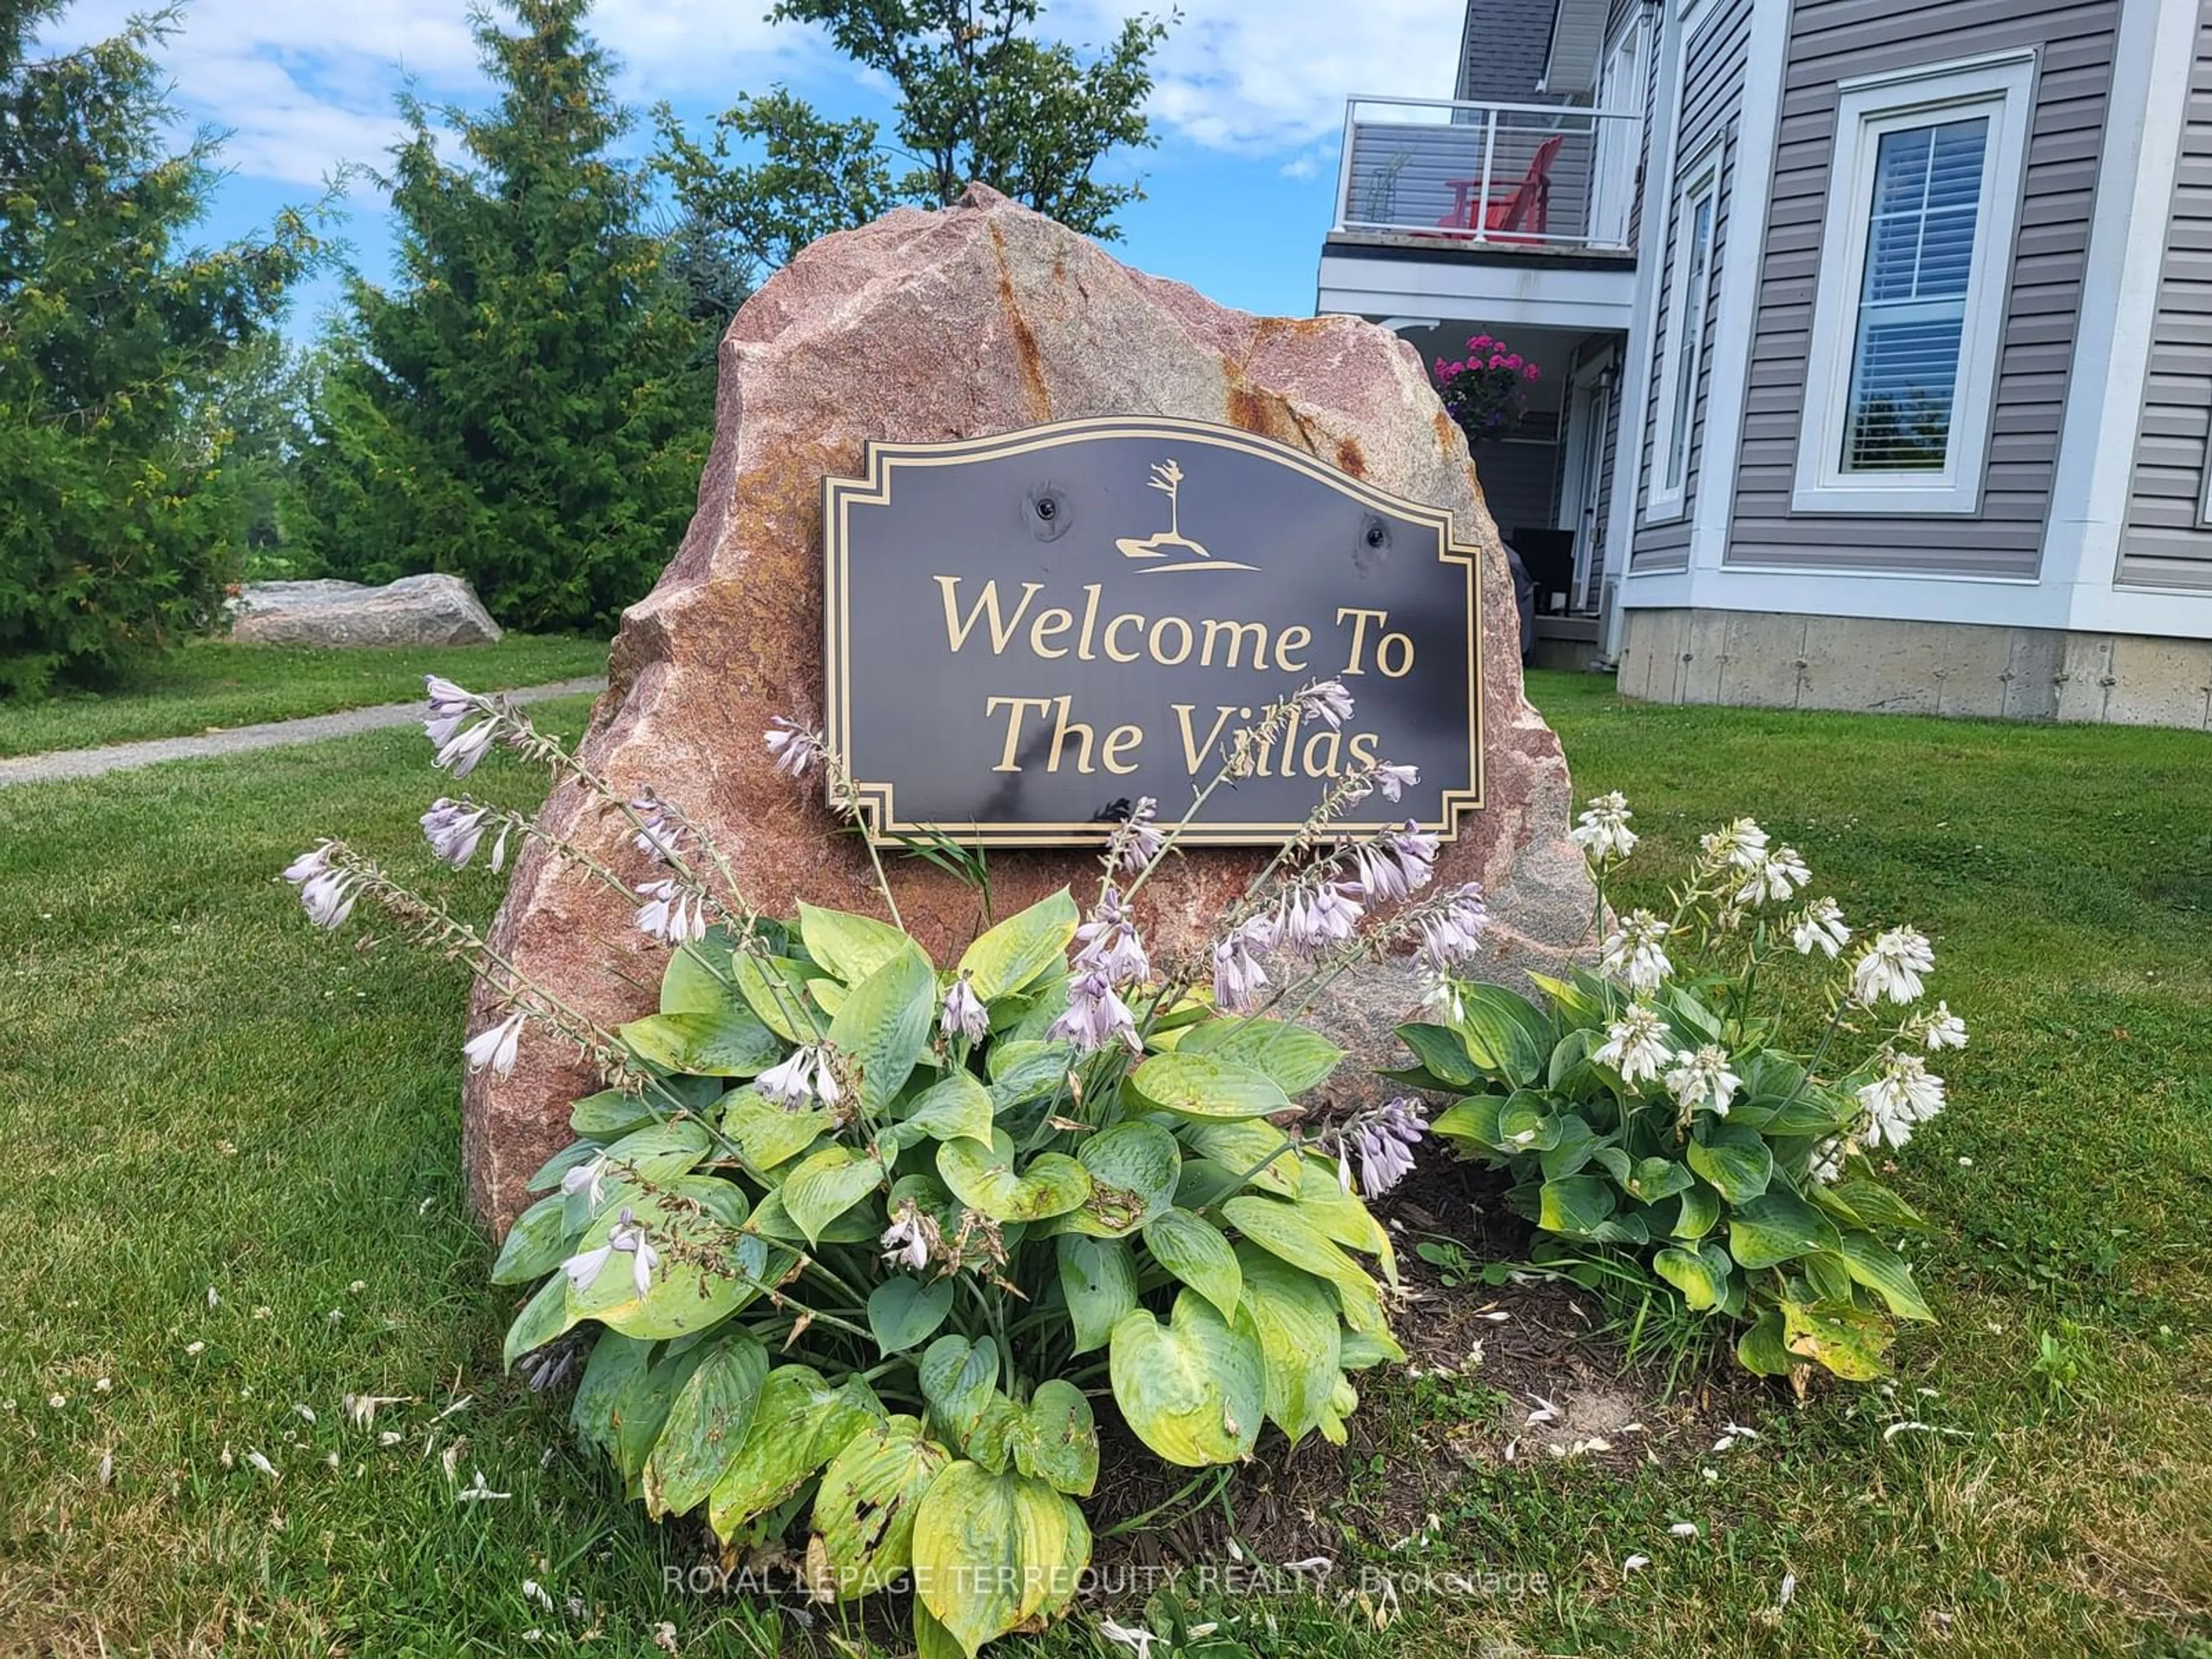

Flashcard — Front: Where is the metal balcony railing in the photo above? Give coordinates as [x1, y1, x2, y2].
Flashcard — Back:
[1332, 95, 1643, 253]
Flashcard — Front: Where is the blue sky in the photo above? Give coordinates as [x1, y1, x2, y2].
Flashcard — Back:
[46, 0, 1465, 336]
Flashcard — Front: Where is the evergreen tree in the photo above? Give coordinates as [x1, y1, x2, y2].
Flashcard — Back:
[0, 4, 313, 696]
[299, 0, 713, 634]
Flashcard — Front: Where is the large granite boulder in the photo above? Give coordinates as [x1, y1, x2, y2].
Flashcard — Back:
[461, 185, 1595, 1229]
[230, 574, 502, 647]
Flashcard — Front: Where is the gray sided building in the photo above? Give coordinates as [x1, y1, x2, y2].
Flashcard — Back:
[1318, 0, 2212, 727]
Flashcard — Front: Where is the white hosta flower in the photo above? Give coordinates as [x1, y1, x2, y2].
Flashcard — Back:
[1294, 678, 1355, 729]
[634, 877, 708, 945]
[1912, 1001, 1968, 1051]
[1418, 966, 1465, 1025]
[562, 1207, 658, 1296]
[880, 1199, 938, 1273]
[1570, 791, 1638, 863]
[1858, 1054, 1946, 1149]
[1736, 845, 1810, 906]
[1665, 1045, 1741, 1116]
[1851, 926, 1934, 1006]
[1808, 1135, 1852, 1185]
[1791, 897, 1850, 959]
[757, 1044, 839, 1111]
[1372, 761, 1420, 802]
[1593, 1005, 1671, 1088]
[1600, 910, 1674, 995]
[764, 717, 826, 779]
[463, 1011, 526, 1080]
[560, 1156, 607, 1209]
[941, 973, 988, 1044]
[1700, 817, 1770, 872]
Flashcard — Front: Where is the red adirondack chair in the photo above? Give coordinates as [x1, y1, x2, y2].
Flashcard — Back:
[1438, 134, 1565, 241]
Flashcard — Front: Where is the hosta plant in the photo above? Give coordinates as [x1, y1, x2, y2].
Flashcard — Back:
[279, 675, 1489, 1656]
[1407, 794, 1958, 1382]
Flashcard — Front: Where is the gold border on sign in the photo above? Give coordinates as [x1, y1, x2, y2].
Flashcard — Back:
[821, 415, 1487, 849]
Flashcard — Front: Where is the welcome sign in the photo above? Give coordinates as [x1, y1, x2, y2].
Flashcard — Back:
[822, 416, 1484, 847]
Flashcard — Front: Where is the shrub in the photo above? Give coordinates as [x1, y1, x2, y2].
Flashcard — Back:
[279, 675, 1493, 1654]
[1412, 794, 1956, 1382]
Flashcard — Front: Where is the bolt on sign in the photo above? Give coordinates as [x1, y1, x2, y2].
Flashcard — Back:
[822, 416, 1485, 847]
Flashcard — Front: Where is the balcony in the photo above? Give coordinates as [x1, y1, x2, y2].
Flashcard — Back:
[1319, 95, 1643, 334]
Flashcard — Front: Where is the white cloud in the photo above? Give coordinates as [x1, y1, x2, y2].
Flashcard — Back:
[41, 0, 1461, 192]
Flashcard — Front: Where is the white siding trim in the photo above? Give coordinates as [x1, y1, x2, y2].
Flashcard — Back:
[1645, 140, 1724, 521]
[1789, 50, 2039, 516]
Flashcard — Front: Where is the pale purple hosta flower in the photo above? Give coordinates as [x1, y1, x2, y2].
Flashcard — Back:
[431, 718, 498, 780]
[1593, 1004, 1670, 1089]
[562, 1207, 657, 1296]
[1851, 926, 1934, 1006]
[1351, 820, 1440, 904]
[880, 1199, 936, 1273]
[1115, 797, 1165, 874]
[1791, 897, 1851, 959]
[1858, 1052, 1946, 1149]
[463, 1011, 526, 1080]
[1416, 882, 1487, 973]
[1049, 968, 1142, 1055]
[941, 972, 989, 1044]
[634, 877, 708, 945]
[421, 798, 491, 869]
[1344, 1098, 1427, 1199]
[1912, 1001, 1967, 1051]
[1347, 842, 1415, 905]
[764, 717, 826, 779]
[1294, 678, 1356, 730]
[282, 844, 334, 885]
[1074, 885, 1151, 986]
[1600, 910, 1674, 995]
[1700, 817, 1770, 873]
[629, 793, 684, 863]
[757, 1044, 840, 1111]
[1281, 881, 1364, 957]
[1211, 916, 1274, 1014]
[1371, 762, 1419, 803]
[1569, 791, 1638, 863]
[297, 869, 358, 930]
[422, 675, 483, 748]
[1664, 1045, 1741, 1116]
[1736, 845, 1811, 907]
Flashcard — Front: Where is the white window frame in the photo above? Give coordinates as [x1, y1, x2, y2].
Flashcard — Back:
[1646, 142, 1722, 522]
[1791, 50, 2037, 516]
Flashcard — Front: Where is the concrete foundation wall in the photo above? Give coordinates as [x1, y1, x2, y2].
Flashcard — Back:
[1618, 607, 2212, 728]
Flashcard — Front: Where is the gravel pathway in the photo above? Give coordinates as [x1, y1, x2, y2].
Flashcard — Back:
[0, 676, 607, 788]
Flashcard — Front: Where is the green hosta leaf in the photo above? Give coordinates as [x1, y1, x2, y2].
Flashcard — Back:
[1495, 1091, 1563, 1153]
[1624, 1156, 1695, 1205]
[964, 1395, 1022, 1475]
[571, 1332, 653, 1461]
[491, 1192, 573, 1286]
[1528, 969, 1603, 1024]
[799, 902, 912, 986]
[1536, 1175, 1616, 1238]
[937, 1131, 1092, 1223]
[1736, 1308, 1796, 1376]
[1653, 1243, 1736, 1312]
[1673, 1182, 1724, 1240]
[1058, 1122, 1180, 1237]
[782, 1146, 891, 1245]
[1172, 1118, 1301, 1197]
[706, 1367, 884, 1542]
[1234, 1249, 1343, 1446]
[1838, 1231, 1936, 1321]
[919, 1334, 1001, 1445]
[1803, 1249, 1855, 1306]
[1340, 1326, 1408, 1369]
[734, 956, 821, 1043]
[1127, 1052, 1293, 1120]
[1291, 1157, 1397, 1285]
[571, 1088, 655, 1139]
[616, 1347, 708, 1485]
[1538, 1115, 1599, 1180]
[1141, 1209, 1243, 1323]
[830, 942, 937, 1117]
[896, 1071, 997, 1149]
[1395, 1022, 1479, 1086]
[957, 889, 1080, 1001]
[868, 1275, 957, 1355]
[565, 1177, 763, 1341]
[1782, 1298, 1892, 1380]
[984, 1039, 1075, 1112]
[1686, 1123, 1775, 1203]
[501, 1275, 569, 1370]
[810, 1415, 952, 1598]
[1177, 1018, 1344, 1094]
[1449, 984, 1550, 1085]
[911, 1463, 1087, 1657]
[1011, 1379, 1099, 1497]
[661, 930, 740, 1015]
[722, 1087, 836, 1169]
[1429, 1093, 1506, 1149]
[1056, 1236, 1138, 1355]
[1548, 1025, 1599, 1090]
[1221, 1195, 1385, 1334]
[1729, 1189, 1843, 1270]
[597, 1118, 714, 1187]
[1831, 1176, 1931, 1233]
[644, 1332, 770, 1518]
[748, 1185, 878, 1245]
[1108, 1291, 1265, 1467]
[619, 1006, 782, 1077]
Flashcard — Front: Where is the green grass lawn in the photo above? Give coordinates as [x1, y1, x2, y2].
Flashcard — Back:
[0, 635, 611, 758]
[1, 672, 2207, 1657]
